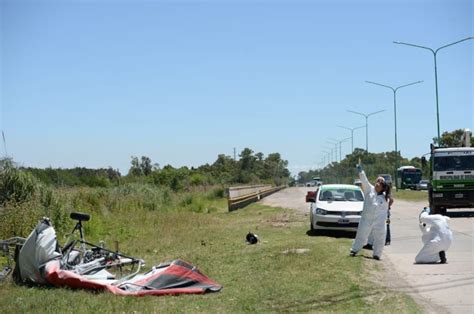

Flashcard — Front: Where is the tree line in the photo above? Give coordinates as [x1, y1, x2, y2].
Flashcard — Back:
[297, 148, 425, 185]
[19, 148, 291, 191]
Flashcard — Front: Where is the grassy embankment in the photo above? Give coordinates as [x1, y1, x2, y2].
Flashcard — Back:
[0, 186, 419, 313]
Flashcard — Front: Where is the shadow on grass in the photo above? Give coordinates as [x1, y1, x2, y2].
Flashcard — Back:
[271, 286, 384, 311]
[306, 229, 356, 239]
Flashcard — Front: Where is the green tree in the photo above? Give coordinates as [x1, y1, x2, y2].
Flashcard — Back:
[237, 148, 258, 183]
[263, 153, 290, 185]
[434, 129, 474, 147]
[141, 156, 153, 176]
[211, 154, 237, 185]
[129, 156, 142, 176]
[128, 156, 155, 177]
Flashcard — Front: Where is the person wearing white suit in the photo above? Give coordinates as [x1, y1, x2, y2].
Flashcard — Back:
[415, 207, 452, 264]
[350, 164, 391, 260]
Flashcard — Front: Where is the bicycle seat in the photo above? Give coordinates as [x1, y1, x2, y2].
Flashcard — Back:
[70, 212, 90, 221]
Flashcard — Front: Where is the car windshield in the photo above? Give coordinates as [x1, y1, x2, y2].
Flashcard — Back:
[434, 155, 474, 172]
[319, 188, 364, 202]
[403, 172, 422, 182]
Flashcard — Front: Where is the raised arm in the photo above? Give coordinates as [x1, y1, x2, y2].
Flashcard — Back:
[356, 164, 373, 194]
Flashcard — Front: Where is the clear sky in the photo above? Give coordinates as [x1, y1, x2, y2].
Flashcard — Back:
[1, 0, 472, 175]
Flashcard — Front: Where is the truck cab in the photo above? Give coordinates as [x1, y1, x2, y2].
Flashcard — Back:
[427, 129, 474, 214]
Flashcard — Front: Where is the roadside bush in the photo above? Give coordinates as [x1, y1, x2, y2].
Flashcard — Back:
[106, 183, 175, 212]
[0, 163, 68, 238]
[210, 187, 225, 199]
[0, 164, 37, 204]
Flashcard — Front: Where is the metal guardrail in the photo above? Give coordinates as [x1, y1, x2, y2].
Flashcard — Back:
[227, 185, 286, 211]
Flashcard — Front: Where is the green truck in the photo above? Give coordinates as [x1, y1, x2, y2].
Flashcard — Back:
[426, 130, 474, 214]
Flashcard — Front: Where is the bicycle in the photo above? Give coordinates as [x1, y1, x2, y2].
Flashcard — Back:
[61, 212, 144, 282]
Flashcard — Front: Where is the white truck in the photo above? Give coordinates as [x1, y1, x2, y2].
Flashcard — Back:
[425, 129, 474, 214]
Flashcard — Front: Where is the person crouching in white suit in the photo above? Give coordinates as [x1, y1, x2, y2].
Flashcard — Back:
[415, 207, 452, 264]
[350, 164, 391, 260]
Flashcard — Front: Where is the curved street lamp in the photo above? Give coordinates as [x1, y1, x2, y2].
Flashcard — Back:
[338, 125, 366, 153]
[365, 80, 423, 184]
[323, 146, 334, 163]
[393, 37, 473, 140]
[326, 140, 339, 162]
[347, 109, 386, 153]
[322, 150, 331, 167]
[328, 137, 352, 161]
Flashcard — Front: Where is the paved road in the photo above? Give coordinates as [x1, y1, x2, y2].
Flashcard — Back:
[260, 187, 474, 313]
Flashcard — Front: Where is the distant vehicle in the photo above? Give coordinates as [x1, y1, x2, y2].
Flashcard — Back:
[353, 179, 362, 187]
[377, 174, 393, 187]
[396, 166, 422, 190]
[306, 184, 364, 232]
[306, 177, 323, 187]
[416, 180, 429, 191]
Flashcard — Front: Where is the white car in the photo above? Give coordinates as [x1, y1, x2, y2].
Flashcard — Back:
[415, 179, 429, 191]
[306, 184, 364, 232]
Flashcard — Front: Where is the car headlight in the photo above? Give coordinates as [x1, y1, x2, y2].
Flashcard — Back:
[316, 208, 327, 215]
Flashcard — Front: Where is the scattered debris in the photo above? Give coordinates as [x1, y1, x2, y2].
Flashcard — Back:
[246, 232, 259, 244]
[1, 215, 222, 296]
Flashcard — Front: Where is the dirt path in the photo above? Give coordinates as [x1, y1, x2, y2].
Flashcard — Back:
[259, 187, 474, 313]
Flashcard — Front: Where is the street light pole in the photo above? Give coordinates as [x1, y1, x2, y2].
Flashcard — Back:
[322, 150, 331, 167]
[338, 125, 366, 153]
[365, 80, 423, 187]
[347, 109, 385, 154]
[329, 137, 352, 161]
[326, 140, 339, 162]
[323, 147, 334, 163]
[393, 37, 473, 140]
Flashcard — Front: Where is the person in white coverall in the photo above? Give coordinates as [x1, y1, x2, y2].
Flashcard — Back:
[350, 164, 391, 260]
[366, 177, 393, 249]
[415, 207, 452, 264]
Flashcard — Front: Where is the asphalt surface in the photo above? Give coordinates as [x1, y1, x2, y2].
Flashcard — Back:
[259, 187, 474, 313]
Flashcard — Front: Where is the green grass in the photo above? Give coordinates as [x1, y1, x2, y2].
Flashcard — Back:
[392, 189, 429, 202]
[0, 202, 419, 313]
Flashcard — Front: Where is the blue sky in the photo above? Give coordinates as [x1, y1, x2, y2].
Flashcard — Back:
[1, 0, 472, 175]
